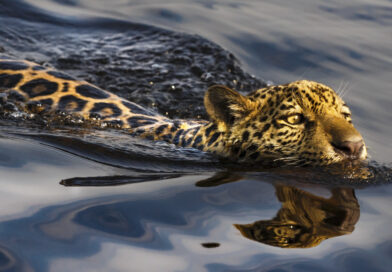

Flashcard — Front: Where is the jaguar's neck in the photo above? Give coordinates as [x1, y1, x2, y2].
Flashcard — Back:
[130, 117, 230, 156]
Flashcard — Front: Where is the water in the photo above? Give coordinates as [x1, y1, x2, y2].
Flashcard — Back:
[0, 0, 391, 271]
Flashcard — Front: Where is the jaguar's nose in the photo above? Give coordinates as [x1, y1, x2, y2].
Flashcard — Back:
[333, 139, 365, 159]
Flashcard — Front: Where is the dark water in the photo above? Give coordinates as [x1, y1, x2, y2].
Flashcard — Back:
[0, 0, 392, 271]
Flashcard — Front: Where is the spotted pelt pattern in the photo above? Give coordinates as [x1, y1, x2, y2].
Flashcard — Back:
[0, 59, 367, 166]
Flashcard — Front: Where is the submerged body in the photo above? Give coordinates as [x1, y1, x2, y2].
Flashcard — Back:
[0, 59, 367, 166]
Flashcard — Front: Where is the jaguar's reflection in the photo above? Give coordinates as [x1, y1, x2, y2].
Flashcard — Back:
[196, 172, 360, 248]
[235, 185, 359, 248]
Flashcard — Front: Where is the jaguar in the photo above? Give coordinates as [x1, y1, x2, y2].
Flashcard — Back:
[0, 59, 367, 166]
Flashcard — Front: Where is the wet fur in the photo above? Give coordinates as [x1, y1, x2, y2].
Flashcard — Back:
[0, 59, 366, 166]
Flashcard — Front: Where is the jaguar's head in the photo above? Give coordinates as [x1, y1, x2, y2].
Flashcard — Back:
[204, 80, 367, 166]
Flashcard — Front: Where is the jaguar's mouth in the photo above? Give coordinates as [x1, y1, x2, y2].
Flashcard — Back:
[332, 144, 367, 162]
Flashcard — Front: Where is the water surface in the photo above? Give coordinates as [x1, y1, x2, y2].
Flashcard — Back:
[0, 0, 391, 271]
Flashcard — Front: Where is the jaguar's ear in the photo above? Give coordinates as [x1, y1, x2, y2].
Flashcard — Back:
[204, 85, 255, 127]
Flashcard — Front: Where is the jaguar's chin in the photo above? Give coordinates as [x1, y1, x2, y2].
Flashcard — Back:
[315, 151, 368, 175]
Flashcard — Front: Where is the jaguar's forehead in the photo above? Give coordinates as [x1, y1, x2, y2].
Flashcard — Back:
[249, 80, 345, 113]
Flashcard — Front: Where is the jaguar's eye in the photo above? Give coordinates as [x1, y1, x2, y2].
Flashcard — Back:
[285, 114, 305, 125]
[342, 112, 351, 119]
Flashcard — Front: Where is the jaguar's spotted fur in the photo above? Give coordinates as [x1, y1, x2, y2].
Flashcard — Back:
[0, 59, 367, 166]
